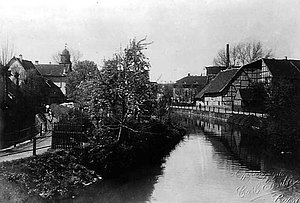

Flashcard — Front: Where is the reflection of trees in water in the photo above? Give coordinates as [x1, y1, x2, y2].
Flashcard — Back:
[60, 163, 164, 202]
[58, 145, 174, 202]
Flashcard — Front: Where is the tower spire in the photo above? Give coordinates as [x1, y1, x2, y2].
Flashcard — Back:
[60, 43, 71, 65]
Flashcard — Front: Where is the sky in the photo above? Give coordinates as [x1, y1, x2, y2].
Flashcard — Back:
[0, 0, 300, 83]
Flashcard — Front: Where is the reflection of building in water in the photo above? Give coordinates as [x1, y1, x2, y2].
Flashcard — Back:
[199, 120, 227, 136]
[189, 117, 300, 202]
[199, 120, 263, 170]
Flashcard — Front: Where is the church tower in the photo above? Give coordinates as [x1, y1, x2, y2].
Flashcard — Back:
[59, 44, 72, 72]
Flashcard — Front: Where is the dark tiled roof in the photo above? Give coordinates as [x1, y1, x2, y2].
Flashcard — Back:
[45, 79, 65, 99]
[20, 60, 36, 70]
[205, 66, 240, 75]
[36, 64, 69, 77]
[263, 58, 300, 78]
[195, 68, 239, 99]
[174, 75, 207, 86]
[205, 66, 227, 75]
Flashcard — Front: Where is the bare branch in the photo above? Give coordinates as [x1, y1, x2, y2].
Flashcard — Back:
[0, 39, 14, 66]
[213, 41, 273, 66]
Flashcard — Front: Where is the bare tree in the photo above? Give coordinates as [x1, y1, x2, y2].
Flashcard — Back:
[71, 49, 83, 64]
[213, 41, 273, 66]
[52, 51, 61, 64]
[0, 40, 14, 66]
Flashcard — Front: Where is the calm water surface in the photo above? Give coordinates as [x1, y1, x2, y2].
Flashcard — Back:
[65, 118, 300, 203]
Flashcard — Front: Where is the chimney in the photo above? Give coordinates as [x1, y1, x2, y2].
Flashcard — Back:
[19, 54, 23, 62]
[226, 44, 230, 68]
[49, 62, 51, 64]
[35, 60, 39, 65]
[285, 56, 288, 60]
[188, 73, 191, 76]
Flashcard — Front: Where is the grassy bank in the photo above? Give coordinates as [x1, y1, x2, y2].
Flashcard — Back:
[0, 118, 185, 201]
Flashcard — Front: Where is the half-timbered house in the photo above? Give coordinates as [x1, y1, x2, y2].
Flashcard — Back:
[195, 68, 243, 109]
[197, 58, 300, 112]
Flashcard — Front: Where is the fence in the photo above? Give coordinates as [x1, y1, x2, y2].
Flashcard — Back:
[0, 123, 51, 160]
[1, 123, 42, 149]
[171, 105, 266, 118]
[51, 123, 86, 150]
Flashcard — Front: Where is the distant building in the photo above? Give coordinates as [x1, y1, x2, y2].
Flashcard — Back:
[173, 73, 207, 104]
[35, 47, 72, 95]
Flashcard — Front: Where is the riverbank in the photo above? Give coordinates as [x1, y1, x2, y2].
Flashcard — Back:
[176, 106, 300, 153]
[0, 118, 186, 201]
[227, 114, 265, 129]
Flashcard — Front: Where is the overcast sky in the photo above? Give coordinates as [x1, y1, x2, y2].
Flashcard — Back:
[1, 0, 300, 82]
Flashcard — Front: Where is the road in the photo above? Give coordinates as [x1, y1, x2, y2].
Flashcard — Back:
[0, 132, 52, 162]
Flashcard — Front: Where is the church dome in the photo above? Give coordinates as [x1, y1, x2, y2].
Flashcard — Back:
[62, 48, 70, 56]
[60, 46, 71, 64]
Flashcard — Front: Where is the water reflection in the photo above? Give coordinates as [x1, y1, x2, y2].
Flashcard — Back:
[63, 118, 300, 203]
[194, 118, 300, 202]
[60, 163, 164, 203]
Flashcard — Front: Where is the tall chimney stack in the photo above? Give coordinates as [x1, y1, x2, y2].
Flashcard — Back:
[19, 54, 23, 62]
[226, 44, 230, 68]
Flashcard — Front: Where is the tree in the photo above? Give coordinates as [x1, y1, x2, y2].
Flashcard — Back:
[76, 38, 154, 142]
[0, 40, 14, 66]
[156, 84, 173, 120]
[66, 60, 98, 98]
[98, 38, 152, 122]
[265, 79, 300, 150]
[213, 41, 273, 66]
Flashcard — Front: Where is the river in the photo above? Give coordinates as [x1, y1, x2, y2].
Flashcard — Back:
[64, 117, 300, 203]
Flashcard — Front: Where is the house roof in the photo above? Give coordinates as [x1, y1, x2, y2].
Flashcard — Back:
[8, 57, 36, 70]
[263, 58, 300, 78]
[36, 64, 70, 77]
[195, 68, 239, 99]
[205, 66, 240, 75]
[174, 75, 207, 86]
[205, 66, 227, 75]
[242, 58, 300, 78]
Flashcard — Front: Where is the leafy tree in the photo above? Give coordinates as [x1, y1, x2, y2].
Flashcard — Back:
[66, 60, 98, 98]
[76, 38, 154, 142]
[242, 82, 267, 112]
[265, 78, 300, 150]
[213, 41, 273, 66]
[154, 84, 173, 119]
